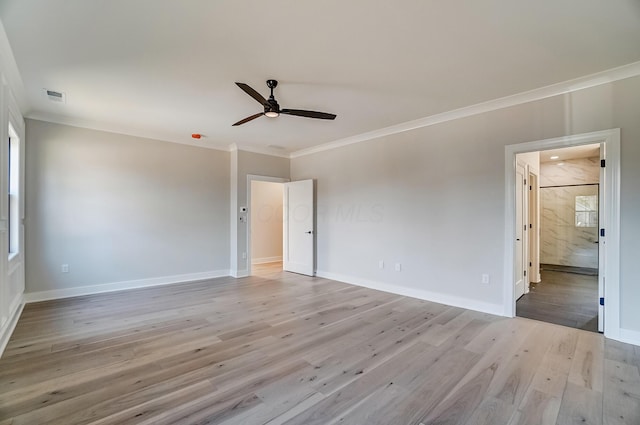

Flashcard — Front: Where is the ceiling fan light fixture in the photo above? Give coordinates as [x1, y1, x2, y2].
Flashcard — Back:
[265, 111, 279, 118]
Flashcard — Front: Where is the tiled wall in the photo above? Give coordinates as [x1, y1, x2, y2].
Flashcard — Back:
[540, 157, 599, 186]
[540, 157, 600, 269]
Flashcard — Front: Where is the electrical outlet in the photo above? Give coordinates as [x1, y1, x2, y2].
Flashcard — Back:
[482, 274, 490, 284]
[379, 260, 384, 269]
[61, 264, 69, 273]
[395, 263, 401, 272]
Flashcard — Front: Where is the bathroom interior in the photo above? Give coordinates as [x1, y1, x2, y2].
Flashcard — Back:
[516, 144, 601, 332]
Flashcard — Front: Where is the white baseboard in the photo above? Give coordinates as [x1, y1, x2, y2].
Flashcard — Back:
[24, 269, 231, 303]
[615, 328, 640, 347]
[316, 270, 504, 316]
[251, 256, 282, 265]
[231, 269, 249, 278]
[0, 296, 24, 358]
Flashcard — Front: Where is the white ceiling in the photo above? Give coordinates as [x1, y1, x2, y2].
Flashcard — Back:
[539, 144, 601, 163]
[1, 0, 639, 154]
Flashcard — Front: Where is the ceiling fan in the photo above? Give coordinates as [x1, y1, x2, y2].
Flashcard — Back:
[232, 80, 336, 126]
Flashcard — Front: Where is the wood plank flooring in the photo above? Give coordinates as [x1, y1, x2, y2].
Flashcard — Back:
[1, 262, 638, 425]
[516, 270, 599, 333]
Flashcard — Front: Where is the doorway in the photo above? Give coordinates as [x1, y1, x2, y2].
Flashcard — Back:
[504, 129, 621, 339]
[247, 176, 316, 278]
[247, 176, 287, 276]
[515, 145, 601, 332]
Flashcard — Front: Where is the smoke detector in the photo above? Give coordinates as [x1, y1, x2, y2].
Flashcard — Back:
[43, 89, 66, 104]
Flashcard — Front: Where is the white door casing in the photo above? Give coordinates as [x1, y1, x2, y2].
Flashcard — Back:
[598, 143, 606, 333]
[514, 162, 527, 299]
[504, 129, 620, 342]
[283, 179, 315, 276]
[528, 172, 540, 284]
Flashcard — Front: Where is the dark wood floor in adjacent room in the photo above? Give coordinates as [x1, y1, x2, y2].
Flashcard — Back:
[1, 263, 639, 425]
[516, 269, 599, 333]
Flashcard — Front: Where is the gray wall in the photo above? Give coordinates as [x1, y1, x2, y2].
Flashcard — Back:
[25, 119, 230, 292]
[291, 75, 640, 332]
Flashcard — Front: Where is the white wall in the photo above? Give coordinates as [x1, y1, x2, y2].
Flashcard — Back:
[250, 181, 283, 263]
[0, 53, 25, 355]
[517, 152, 540, 175]
[291, 75, 640, 334]
[25, 119, 231, 294]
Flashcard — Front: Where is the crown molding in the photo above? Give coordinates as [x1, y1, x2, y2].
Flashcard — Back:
[26, 114, 289, 158]
[232, 143, 291, 159]
[26, 112, 231, 152]
[290, 61, 640, 159]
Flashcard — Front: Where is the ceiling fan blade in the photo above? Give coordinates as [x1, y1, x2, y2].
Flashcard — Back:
[235, 82, 268, 106]
[280, 109, 336, 120]
[232, 112, 264, 126]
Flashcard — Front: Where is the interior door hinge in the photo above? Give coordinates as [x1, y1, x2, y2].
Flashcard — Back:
[524, 270, 527, 277]
[529, 261, 532, 267]
[600, 297, 605, 306]
[529, 223, 532, 229]
[524, 179, 527, 185]
[601, 159, 605, 168]
[600, 228, 605, 237]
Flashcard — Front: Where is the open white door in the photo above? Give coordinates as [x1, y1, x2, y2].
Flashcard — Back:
[514, 163, 527, 300]
[283, 179, 315, 276]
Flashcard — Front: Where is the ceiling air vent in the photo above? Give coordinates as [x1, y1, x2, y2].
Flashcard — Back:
[43, 89, 66, 103]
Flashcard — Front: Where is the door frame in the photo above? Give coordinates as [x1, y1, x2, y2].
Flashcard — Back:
[246, 174, 289, 276]
[504, 129, 620, 339]
[528, 171, 540, 284]
[515, 160, 529, 298]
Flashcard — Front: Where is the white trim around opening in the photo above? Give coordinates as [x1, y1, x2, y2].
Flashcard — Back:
[504, 129, 621, 340]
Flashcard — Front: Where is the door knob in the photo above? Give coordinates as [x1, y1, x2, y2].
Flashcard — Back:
[516, 238, 520, 241]
[306, 231, 313, 234]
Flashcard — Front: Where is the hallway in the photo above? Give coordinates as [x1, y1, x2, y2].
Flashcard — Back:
[516, 269, 599, 332]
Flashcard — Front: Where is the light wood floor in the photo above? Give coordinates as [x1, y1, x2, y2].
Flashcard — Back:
[1, 262, 639, 425]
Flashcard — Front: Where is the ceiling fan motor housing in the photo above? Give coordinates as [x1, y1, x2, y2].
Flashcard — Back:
[265, 80, 280, 113]
[266, 98, 280, 114]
